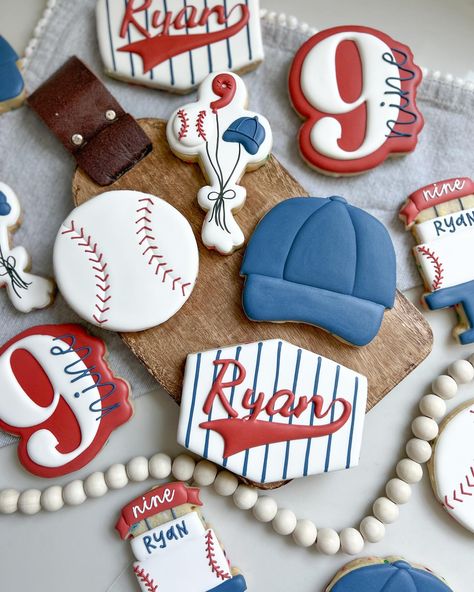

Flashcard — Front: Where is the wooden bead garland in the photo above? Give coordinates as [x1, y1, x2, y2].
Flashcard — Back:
[1, 356, 473, 556]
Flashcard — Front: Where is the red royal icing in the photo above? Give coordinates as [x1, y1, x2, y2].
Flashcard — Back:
[0, 324, 132, 478]
[288, 25, 424, 175]
[199, 358, 352, 458]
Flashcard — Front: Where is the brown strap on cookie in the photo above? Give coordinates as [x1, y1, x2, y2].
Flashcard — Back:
[28, 56, 152, 186]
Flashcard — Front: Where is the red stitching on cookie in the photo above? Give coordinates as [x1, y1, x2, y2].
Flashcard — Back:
[133, 565, 158, 592]
[62, 220, 111, 326]
[196, 110, 207, 141]
[443, 464, 474, 510]
[416, 246, 444, 291]
[177, 108, 190, 140]
[135, 198, 192, 297]
[205, 531, 230, 581]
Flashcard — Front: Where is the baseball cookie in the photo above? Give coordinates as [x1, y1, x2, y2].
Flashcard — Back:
[0, 182, 55, 313]
[116, 482, 247, 592]
[400, 177, 474, 344]
[0, 324, 133, 477]
[167, 71, 272, 254]
[241, 196, 396, 346]
[0, 36, 26, 113]
[289, 26, 423, 176]
[178, 339, 367, 484]
[326, 557, 453, 591]
[429, 400, 474, 533]
[53, 190, 199, 332]
[96, 0, 264, 93]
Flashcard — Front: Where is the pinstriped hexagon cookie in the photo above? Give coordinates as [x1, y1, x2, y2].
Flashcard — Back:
[53, 190, 199, 332]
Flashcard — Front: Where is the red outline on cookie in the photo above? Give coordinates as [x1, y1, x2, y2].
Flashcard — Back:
[288, 25, 424, 175]
[0, 324, 132, 478]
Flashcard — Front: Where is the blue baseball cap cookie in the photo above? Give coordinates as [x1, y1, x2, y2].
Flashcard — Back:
[0, 36, 26, 113]
[241, 196, 396, 346]
[326, 557, 453, 591]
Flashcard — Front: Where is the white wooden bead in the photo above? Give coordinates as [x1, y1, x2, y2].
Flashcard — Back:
[316, 528, 340, 555]
[272, 508, 297, 536]
[406, 438, 432, 463]
[149, 453, 172, 480]
[214, 471, 239, 496]
[292, 519, 317, 547]
[63, 480, 86, 506]
[127, 456, 150, 482]
[386, 478, 412, 504]
[419, 394, 446, 419]
[18, 489, 41, 515]
[0, 489, 19, 514]
[396, 458, 423, 484]
[448, 359, 474, 384]
[252, 496, 278, 523]
[411, 416, 439, 441]
[373, 497, 399, 524]
[193, 460, 218, 486]
[172, 454, 195, 481]
[105, 463, 129, 489]
[340, 528, 364, 555]
[360, 516, 385, 543]
[41, 486, 64, 512]
[233, 485, 258, 510]
[432, 375, 457, 400]
[84, 472, 108, 498]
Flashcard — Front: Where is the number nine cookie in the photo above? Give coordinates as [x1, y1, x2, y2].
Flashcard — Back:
[289, 26, 424, 176]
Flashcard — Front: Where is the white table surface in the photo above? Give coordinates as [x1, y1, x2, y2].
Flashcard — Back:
[1, 1, 474, 591]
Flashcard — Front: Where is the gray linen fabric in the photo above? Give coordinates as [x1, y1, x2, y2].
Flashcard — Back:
[1, 0, 473, 449]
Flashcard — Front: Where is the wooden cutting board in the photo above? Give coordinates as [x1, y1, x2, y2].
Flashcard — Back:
[73, 119, 432, 419]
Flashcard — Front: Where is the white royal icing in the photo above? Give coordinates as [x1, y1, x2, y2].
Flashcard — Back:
[96, 0, 264, 93]
[302, 31, 401, 160]
[0, 182, 55, 313]
[416, 207, 474, 243]
[0, 334, 102, 468]
[131, 512, 205, 561]
[177, 339, 367, 484]
[414, 232, 474, 292]
[167, 71, 272, 254]
[432, 401, 474, 533]
[53, 190, 199, 332]
[133, 528, 231, 592]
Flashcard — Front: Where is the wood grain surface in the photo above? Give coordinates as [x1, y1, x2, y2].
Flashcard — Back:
[73, 118, 433, 474]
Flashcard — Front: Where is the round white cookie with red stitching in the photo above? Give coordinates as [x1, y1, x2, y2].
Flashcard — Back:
[54, 190, 199, 332]
[429, 400, 474, 533]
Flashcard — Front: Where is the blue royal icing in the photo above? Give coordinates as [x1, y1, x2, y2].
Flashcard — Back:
[0, 192, 11, 216]
[0, 36, 24, 103]
[208, 574, 247, 592]
[241, 196, 396, 346]
[425, 279, 474, 344]
[331, 560, 452, 592]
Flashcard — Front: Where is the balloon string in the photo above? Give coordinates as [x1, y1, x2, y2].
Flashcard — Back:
[0, 245, 30, 298]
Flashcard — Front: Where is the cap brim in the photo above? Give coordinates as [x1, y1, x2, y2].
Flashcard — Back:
[242, 274, 387, 346]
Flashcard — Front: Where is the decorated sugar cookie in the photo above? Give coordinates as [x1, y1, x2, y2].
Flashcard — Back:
[241, 197, 396, 346]
[0, 325, 133, 477]
[178, 339, 367, 484]
[326, 557, 453, 591]
[53, 190, 199, 332]
[400, 177, 474, 344]
[96, 0, 264, 93]
[0, 182, 55, 313]
[167, 71, 272, 254]
[116, 482, 247, 592]
[289, 26, 423, 176]
[429, 400, 474, 533]
[0, 36, 26, 113]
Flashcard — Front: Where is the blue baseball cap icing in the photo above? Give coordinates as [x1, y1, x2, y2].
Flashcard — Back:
[223, 116, 266, 155]
[241, 196, 396, 346]
[329, 559, 452, 591]
[0, 36, 24, 102]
